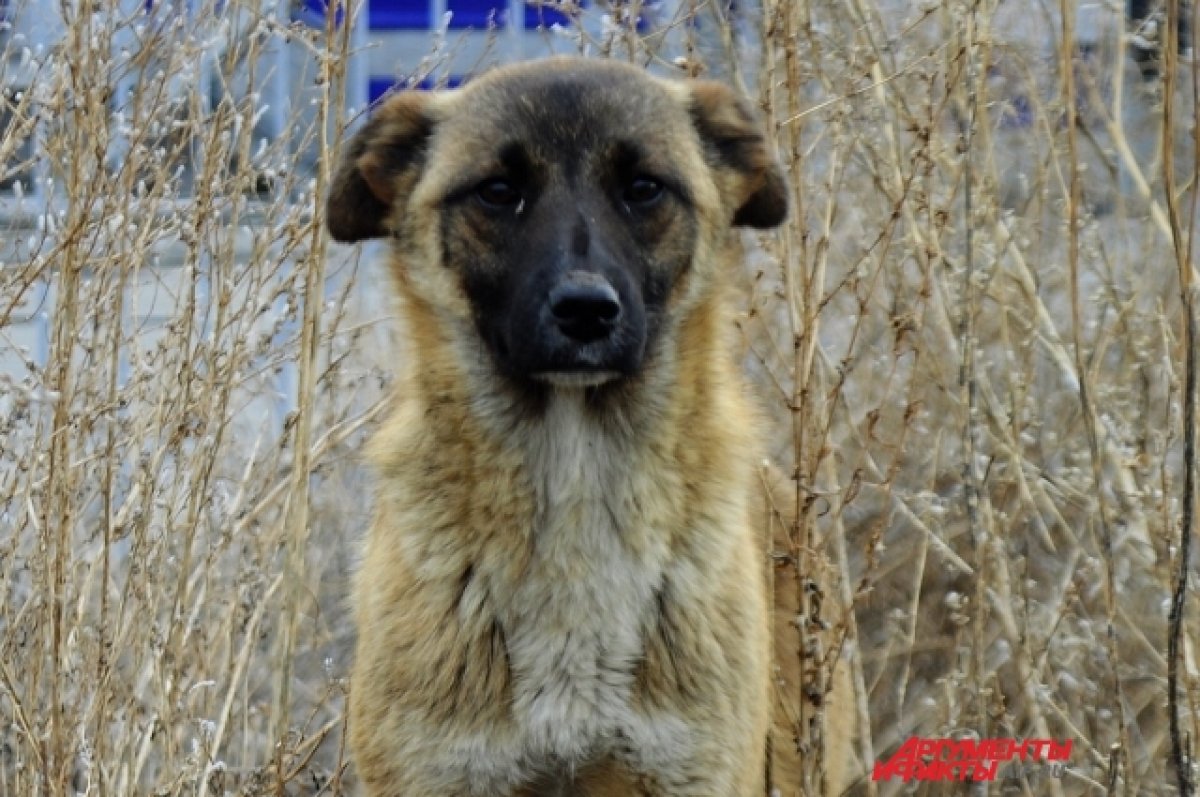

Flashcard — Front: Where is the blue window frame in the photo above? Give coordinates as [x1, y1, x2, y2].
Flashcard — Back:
[368, 74, 465, 103]
[319, 1, 592, 32]
[368, 0, 432, 29]
[297, 0, 433, 30]
[446, 0, 507, 29]
[523, 1, 575, 28]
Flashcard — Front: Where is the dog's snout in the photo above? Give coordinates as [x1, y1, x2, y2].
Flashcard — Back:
[548, 274, 622, 342]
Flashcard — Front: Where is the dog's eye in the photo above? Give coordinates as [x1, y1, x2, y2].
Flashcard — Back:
[623, 176, 665, 208]
[476, 179, 522, 209]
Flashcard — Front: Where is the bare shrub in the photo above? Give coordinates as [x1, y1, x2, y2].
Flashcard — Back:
[2, 0, 1198, 795]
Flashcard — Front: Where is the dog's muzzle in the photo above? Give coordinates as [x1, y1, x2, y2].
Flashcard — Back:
[524, 270, 645, 387]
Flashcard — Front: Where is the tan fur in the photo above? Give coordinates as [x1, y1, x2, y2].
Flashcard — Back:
[327, 58, 791, 796]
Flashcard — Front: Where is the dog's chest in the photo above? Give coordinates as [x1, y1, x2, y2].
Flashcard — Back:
[498, 394, 671, 762]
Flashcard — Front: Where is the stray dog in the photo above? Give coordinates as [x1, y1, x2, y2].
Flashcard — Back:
[326, 56, 787, 796]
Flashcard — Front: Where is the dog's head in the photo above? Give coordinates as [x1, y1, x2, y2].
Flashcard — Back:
[327, 58, 786, 389]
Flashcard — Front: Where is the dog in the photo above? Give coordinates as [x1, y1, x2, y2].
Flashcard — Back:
[326, 56, 788, 796]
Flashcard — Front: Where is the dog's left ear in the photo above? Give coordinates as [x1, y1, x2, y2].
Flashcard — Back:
[688, 82, 788, 229]
[326, 92, 436, 242]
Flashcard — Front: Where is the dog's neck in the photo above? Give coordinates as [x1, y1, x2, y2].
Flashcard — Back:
[374, 287, 755, 553]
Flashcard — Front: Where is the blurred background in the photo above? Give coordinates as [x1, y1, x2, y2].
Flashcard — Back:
[2, 0, 1199, 794]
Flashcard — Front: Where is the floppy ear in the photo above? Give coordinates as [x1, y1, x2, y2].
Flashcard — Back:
[326, 92, 435, 242]
[688, 82, 788, 229]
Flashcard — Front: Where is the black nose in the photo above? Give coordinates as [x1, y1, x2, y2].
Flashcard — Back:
[548, 275, 622, 343]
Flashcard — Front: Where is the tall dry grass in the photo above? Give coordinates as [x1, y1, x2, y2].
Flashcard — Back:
[1, 0, 1199, 794]
[746, 2, 1199, 793]
[1, 1, 371, 793]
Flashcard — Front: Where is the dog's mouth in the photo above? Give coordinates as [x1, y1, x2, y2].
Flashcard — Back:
[486, 327, 633, 388]
[532, 369, 621, 388]
[477, 270, 649, 388]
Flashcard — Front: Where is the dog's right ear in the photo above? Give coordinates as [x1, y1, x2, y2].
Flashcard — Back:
[326, 92, 435, 242]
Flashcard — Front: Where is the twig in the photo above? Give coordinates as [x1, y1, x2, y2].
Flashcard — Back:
[1061, 1, 1133, 792]
[1164, 0, 1196, 793]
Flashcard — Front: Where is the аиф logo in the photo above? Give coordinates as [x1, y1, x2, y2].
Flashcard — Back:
[872, 737, 1073, 783]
